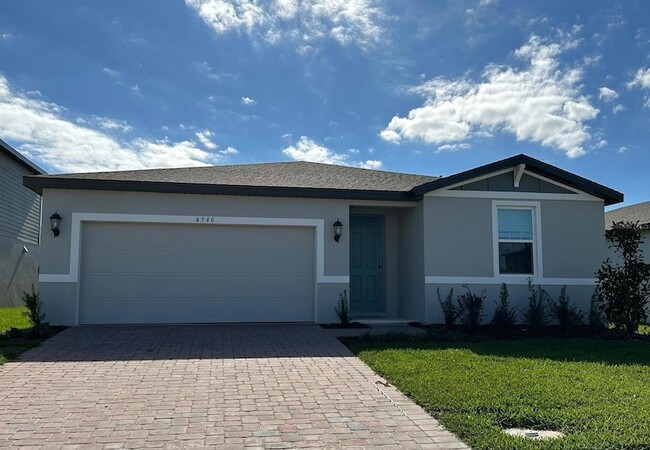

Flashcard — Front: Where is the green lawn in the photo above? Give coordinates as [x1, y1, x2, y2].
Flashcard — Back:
[0, 307, 31, 333]
[0, 307, 38, 365]
[353, 339, 650, 450]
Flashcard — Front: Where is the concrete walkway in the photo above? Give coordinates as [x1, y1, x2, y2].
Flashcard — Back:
[0, 324, 468, 449]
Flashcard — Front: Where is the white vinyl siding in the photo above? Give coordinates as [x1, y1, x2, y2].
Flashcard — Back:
[0, 152, 41, 245]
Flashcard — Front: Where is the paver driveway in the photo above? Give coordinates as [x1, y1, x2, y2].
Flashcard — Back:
[0, 324, 468, 449]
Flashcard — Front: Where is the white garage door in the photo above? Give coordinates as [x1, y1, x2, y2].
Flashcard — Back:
[79, 222, 315, 324]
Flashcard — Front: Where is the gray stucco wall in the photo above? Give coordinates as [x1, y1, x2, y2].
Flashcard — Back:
[39, 188, 417, 325]
[422, 195, 606, 323]
[398, 203, 425, 322]
[0, 151, 41, 307]
[423, 196, 606, 279]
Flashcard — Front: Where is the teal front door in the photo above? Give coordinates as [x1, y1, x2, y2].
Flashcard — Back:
[350, 215, 384, 314]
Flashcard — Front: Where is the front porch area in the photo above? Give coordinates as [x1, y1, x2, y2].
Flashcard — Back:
[347, 205, 423, 323]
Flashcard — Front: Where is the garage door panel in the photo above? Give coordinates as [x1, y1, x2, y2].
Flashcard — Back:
[83, 247, 313, 276]
[81, 273, 314, 299]
[80, 222, 315, 324]
[82, 299, 313, 324]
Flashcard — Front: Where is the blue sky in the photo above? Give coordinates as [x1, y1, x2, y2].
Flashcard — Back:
[1, 0, 649, 206]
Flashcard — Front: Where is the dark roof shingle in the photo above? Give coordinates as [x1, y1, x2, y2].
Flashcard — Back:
[24, 161, 437, 201]
[605, 201, 650, 229]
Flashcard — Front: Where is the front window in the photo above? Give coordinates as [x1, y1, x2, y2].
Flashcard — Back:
[497, 208, 534, 275]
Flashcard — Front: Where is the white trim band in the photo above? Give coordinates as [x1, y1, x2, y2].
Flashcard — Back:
[425, 276, 597, 286]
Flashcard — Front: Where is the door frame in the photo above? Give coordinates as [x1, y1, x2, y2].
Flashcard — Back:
[349, 214, 386, 316]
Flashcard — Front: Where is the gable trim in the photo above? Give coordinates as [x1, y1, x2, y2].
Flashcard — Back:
[414, 154, 623, 205]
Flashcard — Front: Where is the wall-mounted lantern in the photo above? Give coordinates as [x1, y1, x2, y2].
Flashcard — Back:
[49, 212, 62, 238]
[333, 219, 343, 243]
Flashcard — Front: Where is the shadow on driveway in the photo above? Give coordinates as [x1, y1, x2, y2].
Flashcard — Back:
[20, 323, 352, 362]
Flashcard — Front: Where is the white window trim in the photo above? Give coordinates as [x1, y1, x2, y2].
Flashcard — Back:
[492, 201, 543, 279]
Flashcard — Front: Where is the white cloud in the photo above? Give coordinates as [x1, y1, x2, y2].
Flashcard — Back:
[195, 129, 218, 149]
[437, 143, 471, 152]
[282, 136, 348, 165]
[594, 139, 607, 148]
[92, 116, 133, 133]
[628, 67, 650, 89]
[220, 146, 239, 155]
[282, 136, 382, 169]
[358, 159, 382, 169]
[628, 67, 650, 107]
[1, 33, 14, 42]
[0, 74, 220, 173]
[612, 104, 626, 114]
[598, 87, 618, 102]
[618, 146, 628, 154]
[130, 84, 141, 94]
[381, 33, 598, 158]
[241, 96, 256, 105]
[102, 67, 122, 78]
[185, 0, 384, 50]
[479, 0, 498, 5]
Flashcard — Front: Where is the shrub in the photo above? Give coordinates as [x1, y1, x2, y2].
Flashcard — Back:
[334, 289, 350, 326]
[457, 285, 485, 329]
[523, 280, 548, 328]
[596, 221, 650, 333]
[548, 286, 584, 328]
[491, 283, 517, 328]
[22, 285, 44, 327]
[589, 289, 607, 329]
[437, 287, 457, 325]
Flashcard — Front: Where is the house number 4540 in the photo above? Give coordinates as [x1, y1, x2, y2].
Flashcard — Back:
[195, 216, 215, 223]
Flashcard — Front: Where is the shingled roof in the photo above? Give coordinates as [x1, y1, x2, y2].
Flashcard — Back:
[23, 154, 624, 204]
[605, 201, 650, 229]
[23, 161, 438, 201]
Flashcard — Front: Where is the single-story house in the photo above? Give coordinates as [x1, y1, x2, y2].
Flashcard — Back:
[0, 139, 45, 307]
[23, 154, 623, 326]
[605, 200, 650, 262]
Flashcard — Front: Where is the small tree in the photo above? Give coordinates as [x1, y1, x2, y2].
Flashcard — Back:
[523, 280, 548, 328]
[596, 221, 650, 333]
[22, 285, 44, 327]
[335, 290, 350, 326]
[548, 286, 584, 328]
[437, 287, 457, 325]
[457, 285, 485, 329]
[491, 283, 517, 328]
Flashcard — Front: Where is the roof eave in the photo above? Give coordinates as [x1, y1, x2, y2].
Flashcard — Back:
[411, 154, 624, 206]
[1, 139, 46, 175]
[22, 176, 417, 202]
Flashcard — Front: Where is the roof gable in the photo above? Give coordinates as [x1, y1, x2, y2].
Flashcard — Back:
[413, 154, 623, 205]
[0, 139, 46, 175]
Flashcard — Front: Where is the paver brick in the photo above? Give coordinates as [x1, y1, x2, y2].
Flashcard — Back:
[0, 324, 468, 449]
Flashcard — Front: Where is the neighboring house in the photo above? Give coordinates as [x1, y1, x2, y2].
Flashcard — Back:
[23, 154, 622, 326]
[1, 139, 45, 307]
[605, 201, 650, 263]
